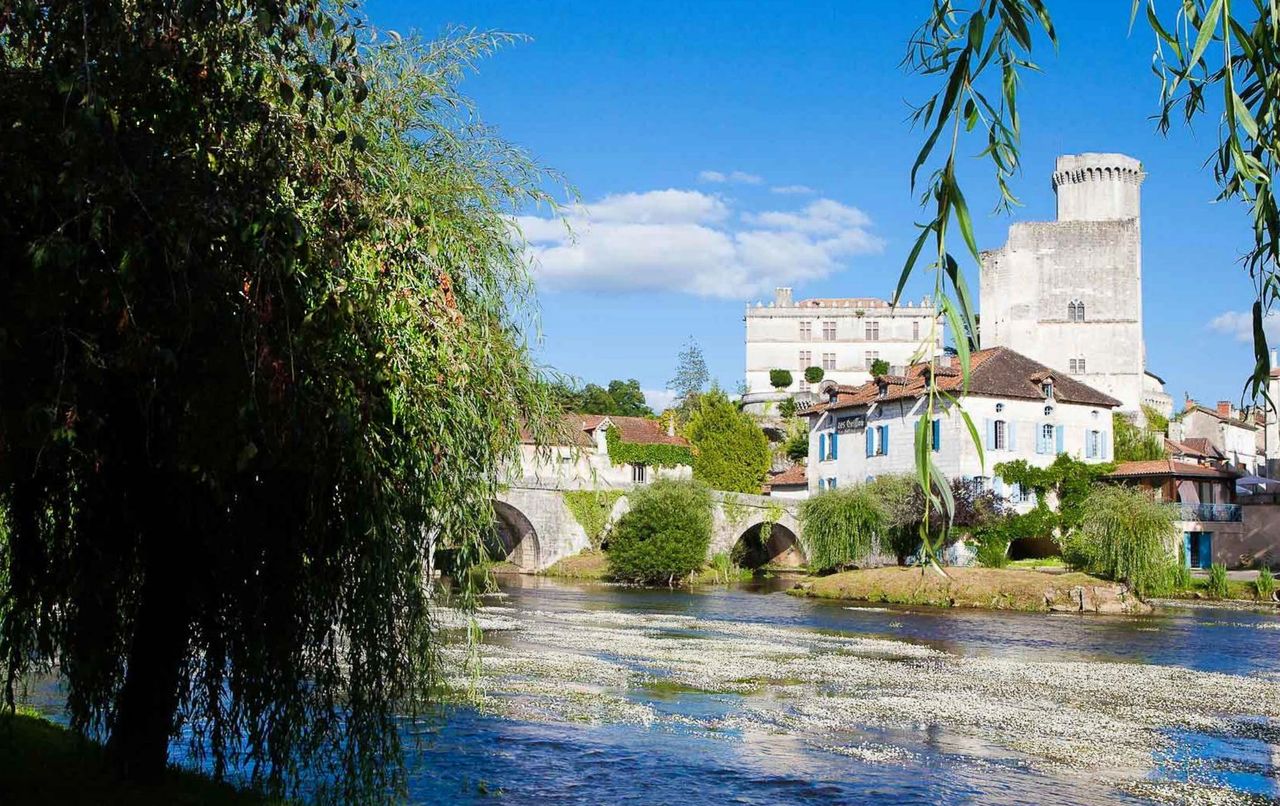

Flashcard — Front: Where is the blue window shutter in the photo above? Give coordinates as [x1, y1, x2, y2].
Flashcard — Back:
[829, 478, 837, 489]
[994, 476, 1004, 497]
[819, 433, 826, 460]
[1055, 425, 1065, 454]
[832, 432, 839, 460]
[1100, 431, 1109, 460]
[1036, 423, 1046, 454]
[1008, 422, 1017, 452]
[931, 418, 941, 451]
[1182, 532, 1192, 567]
[1199, 533, 1212, 567]
[1085, 429, 1094, 459]
[818, 478, 825, 491]
[881, 425, 889, 455]
[866, 428, 874, 457]
[984, 419, 994, 450]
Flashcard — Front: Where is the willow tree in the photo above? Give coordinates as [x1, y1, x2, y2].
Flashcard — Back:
[0, 2, 557, 800]
[902, 1, 1280, 559]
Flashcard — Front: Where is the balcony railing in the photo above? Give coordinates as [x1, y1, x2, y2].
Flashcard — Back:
[1176, 503, 1242, 522]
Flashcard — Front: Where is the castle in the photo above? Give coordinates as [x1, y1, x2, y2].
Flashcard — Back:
[980, 153, 1172, 416]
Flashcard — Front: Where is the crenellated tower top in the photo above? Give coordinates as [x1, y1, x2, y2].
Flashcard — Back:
[1051, 153, 1145, 222]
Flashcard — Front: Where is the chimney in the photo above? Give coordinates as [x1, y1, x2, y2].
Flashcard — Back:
[1217, 401, 1232, 418]
[774, 287, 793, 307]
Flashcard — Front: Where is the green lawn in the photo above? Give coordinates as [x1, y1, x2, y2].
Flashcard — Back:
[0, 711, 273, 806]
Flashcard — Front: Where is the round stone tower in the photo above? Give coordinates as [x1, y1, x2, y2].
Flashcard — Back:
[1051, 153, 1144, 222]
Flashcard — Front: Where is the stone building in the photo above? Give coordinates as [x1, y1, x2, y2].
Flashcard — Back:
[801, 347, 1120, 506]
[513, 414, 692, 489]
[980, 153, 1168, 414]
[1176, 401, 1261, 475]
[743, 287, 943, 412]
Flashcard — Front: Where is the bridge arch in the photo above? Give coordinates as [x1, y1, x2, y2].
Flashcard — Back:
[730, 520, 806, 569]
[487, 500, 542, 570]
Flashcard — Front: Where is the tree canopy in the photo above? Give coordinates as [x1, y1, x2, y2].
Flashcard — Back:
[0, 4, 556, 800]
[668, 338, 710, 405]
[551, 378, 655, 417]
[685, 389, 771, 494]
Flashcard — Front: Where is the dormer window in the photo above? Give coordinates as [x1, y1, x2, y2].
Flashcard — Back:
[1042, 380, 1054, 399]
[877, 380, 888, 398]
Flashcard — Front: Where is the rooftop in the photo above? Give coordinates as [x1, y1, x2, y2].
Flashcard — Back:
[1106, 459, 1240, 480]
[764, 464, 807, 490]
[522, 414, 689, 448]
[802, 347, 1121, 414]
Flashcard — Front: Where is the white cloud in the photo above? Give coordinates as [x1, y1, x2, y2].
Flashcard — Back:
[771, 184, 815, 195]
[698, 169, 763, 185]
[1208, 309, 1280, 343]
[643, 388, 679, 412]
[516, 190, 885, 299]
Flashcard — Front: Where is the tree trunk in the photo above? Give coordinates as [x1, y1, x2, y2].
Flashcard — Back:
[107, 479, 192, 781]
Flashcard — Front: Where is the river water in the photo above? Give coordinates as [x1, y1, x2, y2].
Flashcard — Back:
[412, 574, 1280, 805]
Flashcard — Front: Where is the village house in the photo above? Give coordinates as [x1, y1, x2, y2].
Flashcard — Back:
[801, 347, 1120, 505]
[763, 464, 809, 499]
[1174, 401, 1261, 475]
[514, 414, 692, 489]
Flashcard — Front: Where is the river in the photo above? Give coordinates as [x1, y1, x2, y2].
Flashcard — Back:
[413, 574, 1280, 805]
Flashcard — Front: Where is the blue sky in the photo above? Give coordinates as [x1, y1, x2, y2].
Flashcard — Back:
[370, 0, 1264, 411]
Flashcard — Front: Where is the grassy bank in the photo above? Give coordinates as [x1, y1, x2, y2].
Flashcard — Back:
[791, 566, 1150, 614]
[0, 711, 271, 805]
[540, 550, 770, 586]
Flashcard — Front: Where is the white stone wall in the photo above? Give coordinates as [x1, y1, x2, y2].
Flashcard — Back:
[806, 394, 1115, 510]
[980, 153, 1147, 412]
[744, 295, 942, 395]
[1182, 410, 1260, 474]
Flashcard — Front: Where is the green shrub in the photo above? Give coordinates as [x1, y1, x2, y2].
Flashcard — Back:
[869, 358, 890, 377]
[798, 486, 884, 573]
[1206, 563, 1230, 599]
[686, 389, 771, 493]
[607, 480, 713, 584]
[1257, 566, 1276, 600]
[778, 397, 797, 418]
[769, 369, 793, 389]
[864, 474, 923, 563]
[1075, 485, 1180, 597]
[974, 532, 1011, 568]
[782, 418, 809, 462]
[804, 366, 825, 384]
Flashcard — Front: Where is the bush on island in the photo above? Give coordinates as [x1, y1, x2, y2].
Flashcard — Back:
[804, 366, 825, 384]
[798, 486, 885, 573]
[769, 369, 793, 389]
[1065, 485, 1179, 597]
[607, 480, 713, 584]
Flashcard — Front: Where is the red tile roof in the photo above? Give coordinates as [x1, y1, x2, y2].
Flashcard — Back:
[764, 464, 807, 490]
[1106, 460, 1240, 479]
[522, 413, 689, 448]
[1173, 437, 1224, 460]
[801, 347, 1120, 414]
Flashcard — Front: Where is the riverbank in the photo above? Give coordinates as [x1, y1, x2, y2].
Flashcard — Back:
[0, 711, 269, 805]
[790, 566, 1150, 614]
[538, 550, 766, 586]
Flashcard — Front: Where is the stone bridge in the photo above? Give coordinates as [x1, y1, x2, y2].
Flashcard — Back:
[491, 480, 803, 572]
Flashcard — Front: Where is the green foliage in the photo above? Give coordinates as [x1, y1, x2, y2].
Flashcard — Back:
[685, 389, 771, 494]
[778, 397, 798, 418]
[1140, 404, 1170, 435]
[607, 481, 713, 584]
[1206, 563, 1231, 600]
[0, 9, 559, 797]
[668, 339, 710, 405]
[975, 533, 1011, 568]
[869, 358, 891, 377]
[604, 424, 694, 469]
[552, 378, 655, 417]
[562, 491, 624, 549]
[804, 366, 825, 384]
[1113, 412, 1166, 462]
[1073, 486, 1180, 597]
[769, 369, 794, 389]
[798, 487, 885, 573]
[720, 493, 749, 527]
[995, 455, 1115, 535]
[783, 419, 810, 463]
[1257, 565, 1276, 599]
[865, 474, 924, 562]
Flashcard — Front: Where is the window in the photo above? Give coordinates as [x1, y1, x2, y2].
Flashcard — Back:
[827, 478, 838, 489]
[1040, 423, 1055, 453]
[824, 431, 838, 461]
[1085, 429, 1104, 459]
[1044, 405, 1054, 416]
[799, 350, 812, 370]
[865, 321, 880, 341]
[799, 320, 812, 340]
[995, 402, 1005, 413]
[994, 420, 1007, 450]
[1068, 300, 1085, 322]
[1069, 358, 1087, 374]
[798, 378, 809, 393]
[822, 320, 837, 340]
[632, 464, 647, 484]
[1077, 301, 1086, 322]
[822, 352, 836, 370]
[913, 320, 920, 340]
[864, 351, 879, 370]
[865, 424, 890, 457]
[1042, 380, 1054, 399]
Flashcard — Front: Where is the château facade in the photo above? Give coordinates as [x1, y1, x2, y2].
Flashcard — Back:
[743, 287, 943, 411]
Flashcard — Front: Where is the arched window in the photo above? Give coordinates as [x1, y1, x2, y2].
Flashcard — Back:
[1067, 300, 1085, 322]
[1067, 301, 1078, 322]
[1076, 301, 1085, 322]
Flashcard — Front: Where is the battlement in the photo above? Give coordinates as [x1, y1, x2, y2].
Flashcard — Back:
[1051, 153, 1144, 222]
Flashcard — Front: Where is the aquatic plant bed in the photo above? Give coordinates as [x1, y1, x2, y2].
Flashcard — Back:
[540, 550, 611, 581]
[791, 566, 1149, 614]
[0, 712, 269, 806]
